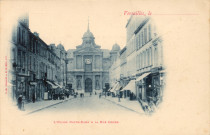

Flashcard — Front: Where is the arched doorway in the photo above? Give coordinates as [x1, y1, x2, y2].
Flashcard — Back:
[85, 78, 92, 92]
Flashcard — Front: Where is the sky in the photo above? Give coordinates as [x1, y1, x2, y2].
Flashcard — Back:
[27, 1, 131, 51]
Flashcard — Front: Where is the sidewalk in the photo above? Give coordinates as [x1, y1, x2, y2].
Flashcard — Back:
[22, 96, 74, 114]
[103, 96, 145, 114]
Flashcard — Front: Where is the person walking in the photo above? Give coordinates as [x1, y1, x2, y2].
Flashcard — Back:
[17, 95, 22, 110]
[32, 93, 35, 103]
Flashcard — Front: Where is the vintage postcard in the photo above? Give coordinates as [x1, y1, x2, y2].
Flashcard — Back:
[0, 0, 209, 135]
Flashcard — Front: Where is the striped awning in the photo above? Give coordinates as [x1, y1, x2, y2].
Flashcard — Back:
[46, 81, 58, 89]
[110, 82, 119, 92]
[53, 82, 63, 88]
[136, 72, 151, 82]
[121, 80, 136, 93]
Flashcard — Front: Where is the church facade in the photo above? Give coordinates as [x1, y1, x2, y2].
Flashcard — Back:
[66, 24, 120, 94]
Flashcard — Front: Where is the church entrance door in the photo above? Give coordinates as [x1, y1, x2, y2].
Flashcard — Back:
[85, 78, 92, 92]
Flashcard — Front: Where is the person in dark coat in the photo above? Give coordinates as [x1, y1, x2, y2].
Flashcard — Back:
[32, 93, 35, 103]
[17, 95, 22, 110]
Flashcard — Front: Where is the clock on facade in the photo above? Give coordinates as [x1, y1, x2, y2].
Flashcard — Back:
[85, 59, 92, 64]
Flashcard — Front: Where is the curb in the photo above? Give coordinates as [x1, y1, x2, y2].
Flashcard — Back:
[102, 97, 145, 115]
[26, 98, 74, 115]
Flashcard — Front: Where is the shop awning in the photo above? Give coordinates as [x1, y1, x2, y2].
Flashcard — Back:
[110, 82, 119, 92]
[46, 81, 58, 89]
[121, 80, 136, 93]
[65, 89, 69, 91]
[115, 83, 122, 91]
[53, 82, 63, 88]
[136, 72, 151, 82]
[159, 70, 166, 73]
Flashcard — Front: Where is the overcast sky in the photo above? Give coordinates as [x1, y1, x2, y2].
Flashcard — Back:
[26, 1, 133, 51]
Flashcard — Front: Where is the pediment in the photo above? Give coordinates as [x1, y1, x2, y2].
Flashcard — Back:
[75, 47, 101, 53]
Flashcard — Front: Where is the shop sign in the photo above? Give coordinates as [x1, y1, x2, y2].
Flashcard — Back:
[30, 82, 37, 85]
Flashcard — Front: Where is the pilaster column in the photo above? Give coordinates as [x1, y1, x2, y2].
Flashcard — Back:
[81, 55, 83, 70]
[93, 55, 95, 70]
[101, 55, 103, 71]
[93, 74, 95, 91]
[100, 73, 103, 90]
[74, 54, 77, 70]
[82, 74, 84, 92]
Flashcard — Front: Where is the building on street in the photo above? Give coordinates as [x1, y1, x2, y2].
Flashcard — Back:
[10, 14, 68, 103]
[66, 22, 119, 94]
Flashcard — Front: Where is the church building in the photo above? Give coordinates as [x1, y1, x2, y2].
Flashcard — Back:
[66, 22, 120, 94]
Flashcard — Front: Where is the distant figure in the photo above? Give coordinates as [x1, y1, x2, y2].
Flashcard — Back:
[99, 93, 101, 98]
[17, 95, 22, 110]
[32, 93, 35, 103]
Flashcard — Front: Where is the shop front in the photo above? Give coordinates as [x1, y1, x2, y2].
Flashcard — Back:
[29, 81, 37, 102]
[46, 81, 59, 100]
[121, 79, 136, 100]
[16, 76, 29, 102]
[150, 68, 166, 105]
[136, 72, 151, 102]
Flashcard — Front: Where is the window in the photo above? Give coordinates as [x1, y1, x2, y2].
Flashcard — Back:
[136, 37, 138, 50]
[154, 48, 158, 66]
[139, 34, 141, 48]
[141, 32, 144, 46]
[22, 30, 24, 45]
[18, 50, 21, 67]
[142, 52, 144, 68]
[147, 49, 150, 66]
[33, 41, 35, 53]
[30, 56, 32, 70]
[150, 48, 152, 65]
[22, 52, 26, 69]
[144, 51, 146, 67]
[33, 57, 35, 71]
[146, 50, 148, 67]
[144, 28, 147, 44]
[18, 27, 21, 43]
[139, 54, 141, 69]
[148, 24, 151, 41]
[137, 54, 138, 69]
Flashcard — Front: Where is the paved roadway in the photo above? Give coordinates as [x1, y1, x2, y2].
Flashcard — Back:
[28, 95, 142, 119]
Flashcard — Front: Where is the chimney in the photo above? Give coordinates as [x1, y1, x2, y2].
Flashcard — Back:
[34, 32, 39, 37]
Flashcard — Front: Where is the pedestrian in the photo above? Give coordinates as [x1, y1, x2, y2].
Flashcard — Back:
[118, 94, 121, 102]
[32, 93, 35, 103]
[17, 95, 22, 110]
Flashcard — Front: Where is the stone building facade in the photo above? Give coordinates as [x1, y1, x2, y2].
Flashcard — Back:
[109, 16, 166, 106]
[66, 24, 118, 94]
[10, 14, 67, 102]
